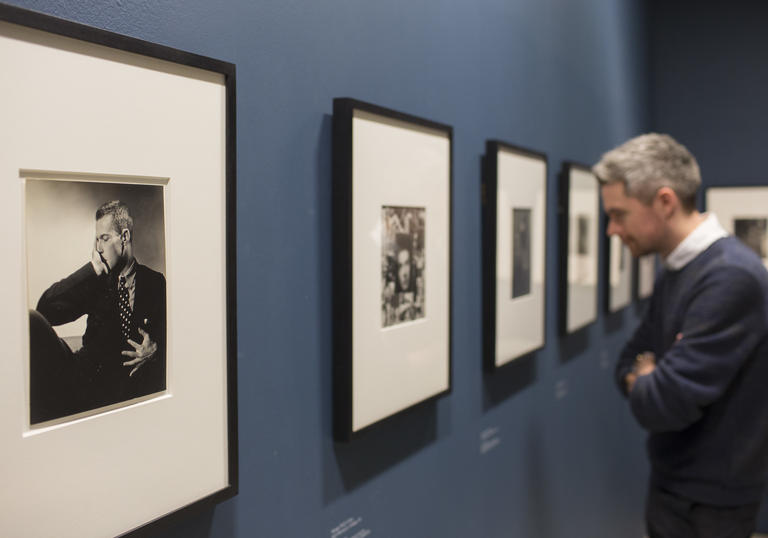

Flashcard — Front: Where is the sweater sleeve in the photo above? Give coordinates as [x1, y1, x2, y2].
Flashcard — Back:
[36, 263, 100, 325]
[629, 265, 766, 432]
[615, 297, 656, 397]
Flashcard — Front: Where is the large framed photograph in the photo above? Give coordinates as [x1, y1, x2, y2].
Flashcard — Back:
[0, 5, 237, 537]
[706, 186, 768, 269]
[482, 141, 547, 369]
[558, 162, 599, 334]
[605, 234, 632, 312]
[332, 98, 451, 441]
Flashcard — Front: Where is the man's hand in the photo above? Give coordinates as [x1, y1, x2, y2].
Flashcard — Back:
[91, 244, 110, 275]
[625, 351, 657, 393]
[121, 327, 158, 376]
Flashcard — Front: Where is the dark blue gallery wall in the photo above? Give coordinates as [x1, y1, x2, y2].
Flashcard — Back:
[7, 1, 651, 537]
[648, 0, 768, 190]
[648, 0, 768, 529]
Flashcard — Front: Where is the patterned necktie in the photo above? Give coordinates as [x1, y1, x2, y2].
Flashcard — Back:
[118, 275, 132, 342]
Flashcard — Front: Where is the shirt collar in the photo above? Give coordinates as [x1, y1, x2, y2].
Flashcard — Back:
[118, 258, 137, 288]
[663, 213, 728, 270]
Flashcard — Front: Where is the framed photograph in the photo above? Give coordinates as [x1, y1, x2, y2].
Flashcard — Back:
[605, 234, 632, 312]
[482, 141, 547, 369]
[706, 186, 768, 269]
[558, 162, 599, 334]
[636, 254, 657, 300]
[0, 5, 237, 538]
[332, 98, 451, 441]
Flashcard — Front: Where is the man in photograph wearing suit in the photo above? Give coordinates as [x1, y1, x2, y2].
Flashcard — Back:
[29, 200, 166, 423]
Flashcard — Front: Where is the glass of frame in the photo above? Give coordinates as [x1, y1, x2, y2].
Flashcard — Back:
[332, 98, 452, 441]
[482, 141, 547, 369]
[605, 234, 632, 312]
[0, 6, 237, 537]
[635, 254, 657, 300]
[706, 186, 768, 269]
[558, 162, 599, 334]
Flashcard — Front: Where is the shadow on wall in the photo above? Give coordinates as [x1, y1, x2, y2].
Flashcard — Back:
[482, 351, 537, 411]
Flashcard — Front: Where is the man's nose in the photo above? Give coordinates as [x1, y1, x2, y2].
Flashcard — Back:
[606, 219, 620, 237]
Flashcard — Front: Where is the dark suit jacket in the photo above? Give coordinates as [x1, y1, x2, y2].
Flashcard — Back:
[37, 260, 166, 410]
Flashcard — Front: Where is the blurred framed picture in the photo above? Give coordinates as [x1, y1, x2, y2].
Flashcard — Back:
[0, 5, 237, 537]
[482, 141, 547, 369]
[558, 162, 599, 334]
[635, 254, 657, 300]
[332, 98, 451, 441]
[706, 186, 768, 269]
[605, 234, 632, 312]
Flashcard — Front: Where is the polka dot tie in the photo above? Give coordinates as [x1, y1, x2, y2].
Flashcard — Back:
[118, 276, 132, 342]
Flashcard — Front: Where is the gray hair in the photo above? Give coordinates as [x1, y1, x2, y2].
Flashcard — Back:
[96, 200, 134, 236]
[592, 133, 701, 211]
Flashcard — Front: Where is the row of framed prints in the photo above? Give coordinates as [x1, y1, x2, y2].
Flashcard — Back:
[331, 98, 661, 442]
[332, 95, 768, 446]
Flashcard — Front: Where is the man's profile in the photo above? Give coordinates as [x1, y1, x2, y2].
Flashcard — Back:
[28, 194, 166, 425]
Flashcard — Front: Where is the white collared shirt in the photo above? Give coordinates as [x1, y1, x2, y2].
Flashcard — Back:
[664, 213, 728, 270]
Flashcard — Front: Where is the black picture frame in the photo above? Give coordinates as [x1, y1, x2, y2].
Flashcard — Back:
[482, 140, 548, 370]
[558, 161, 600, 335]
[0, 4, 237, 537]
[332, 98, 452, 442]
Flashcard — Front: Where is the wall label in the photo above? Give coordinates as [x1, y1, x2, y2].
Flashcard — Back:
[480, 426, 501, 454]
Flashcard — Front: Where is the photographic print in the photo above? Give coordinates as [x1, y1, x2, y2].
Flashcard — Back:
[576, 214, 590, 256]
[606, 234, 632, 312]
[26, 179, 167, 425]
[559, 162, 599, 334]
[734, 217, 767, 258]
[706, 186, 768, 269]
[482, 141, 547, 369]
[0, 6, 237, 537]
[333, 98, 451, 440]
[381, 206, 426, 327]
[511, 207, 532, 299]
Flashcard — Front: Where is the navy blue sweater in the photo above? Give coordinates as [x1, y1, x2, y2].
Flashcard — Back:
[617, 237, 768, 505]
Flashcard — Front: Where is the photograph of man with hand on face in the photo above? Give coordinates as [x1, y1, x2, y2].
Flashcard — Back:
[27, 181, 167, 425]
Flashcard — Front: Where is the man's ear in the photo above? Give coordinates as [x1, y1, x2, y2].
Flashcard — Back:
[121, 229, 131, 243]
[653, 186, 678, 219]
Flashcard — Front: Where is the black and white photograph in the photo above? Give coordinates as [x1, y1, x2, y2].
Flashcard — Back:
[573, 213, 593, 285]
[734, 217, 767, 258]
[381, 205, 426, 327]
[511, 207, 532, 298]
[576, 214, 590, 256]
[26, 179, 167, 425]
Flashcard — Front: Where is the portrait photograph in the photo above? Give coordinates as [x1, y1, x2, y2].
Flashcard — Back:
[572, 213, 595, 286]
[511, 207, 532, 298]
[381, 205, 426, 328]
[26, 178, 167, 425]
